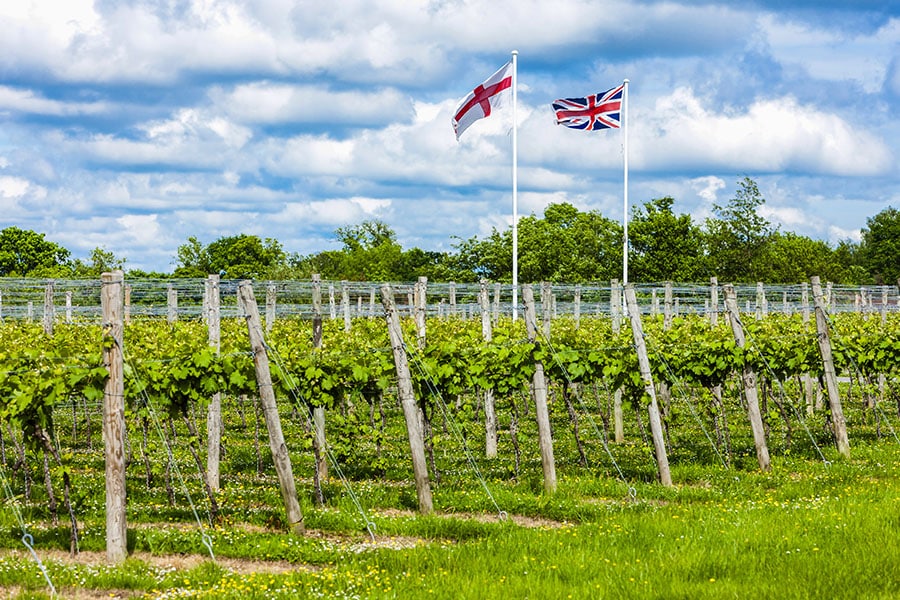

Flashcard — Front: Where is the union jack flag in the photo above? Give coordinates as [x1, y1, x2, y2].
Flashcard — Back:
[552, 84, 624, 131]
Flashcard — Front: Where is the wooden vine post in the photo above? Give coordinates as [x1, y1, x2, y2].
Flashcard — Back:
[522, 285, 557, 493]
[381, 284, 433, 513]
[311, 275, 328, 484]
[342, 281, 351, 331]
[206, 274, 222, 491]
[811, 276, 851, 458]
[42, 280, 54, 335]
[623, 285, 673, 486]
[611, 279, 625, 443]
[238, 281, 305, 534]
[414, 277, 427, 349]
[266, 283, 276, 333]
[101, 270, 127, 562]
[723, 285, 771, 472]
[479, 280, 498, 458]
[167, 283, 177, 324]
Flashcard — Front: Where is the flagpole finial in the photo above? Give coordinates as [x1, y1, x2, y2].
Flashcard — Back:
[624, 78, 630, 84]
[511, 49, 518, 56]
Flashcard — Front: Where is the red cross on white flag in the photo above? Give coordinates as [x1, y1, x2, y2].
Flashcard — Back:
[452, 62, 513, 140]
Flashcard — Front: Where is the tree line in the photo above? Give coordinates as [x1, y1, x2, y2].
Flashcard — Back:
[4, 178, 899, 284]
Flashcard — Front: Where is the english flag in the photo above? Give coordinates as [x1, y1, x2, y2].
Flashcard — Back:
[452, 62, 513, 140]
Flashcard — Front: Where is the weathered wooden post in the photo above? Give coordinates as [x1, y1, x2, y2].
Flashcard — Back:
[42, 280, 54, 335]
[492, 283, 501, 325]
[265, 283, 276, 333]
[449, 281, 457, 317]
[801, 282, 816, 414]
[611, 279, 624, 443]
[381, 284, 433, 513]
[65, 290, 73, 324]
[167, 283, 177, 324]
[124, 285, 131, 323]
[238, 281, 305, 533]
[206, 274, 222, 491]
[724, 285, 771, 472]
[624, 285, 673, 486]
[414, 277, 428, 349]
[540, 281, 552, 339]
[479, 280, 497, 458]
[522, 285, 557, 493]
[811, 276, 850, 458]
[101, 271, 127, 562]
[341, 281, 351, 332]
[311, 275, 328, 484]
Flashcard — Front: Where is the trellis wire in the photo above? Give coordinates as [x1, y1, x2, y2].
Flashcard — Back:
[0, 462, 57, 595]
[121, 350, 216, 560]
[532, 314, 636, 497]
[259, 329, 379, 541]
[404, 344, 508, 520]
[1, 278, 896, 322]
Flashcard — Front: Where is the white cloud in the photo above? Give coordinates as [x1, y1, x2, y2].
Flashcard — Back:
[117, 214, 163, 246]
[0, 85, 107, 116]
[828, 224, 861, 243]
[634, 88, 893, 176]
[690, 176, 726, 203]
[0, 175, 31, 198]
[761, 205, 820, 229]
[277, 197, 392, 226]
[211, 82, 414, 126]
[759, 15, 900, 93]
[78, 108, 252, 167]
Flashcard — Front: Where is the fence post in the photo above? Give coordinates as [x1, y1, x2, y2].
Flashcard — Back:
[381, 284, 433, 513]
[101, 271, 127, 562]
[522, 285, 557, 493]
[624, 285, 672, 486]
[610, 279, 624, 443]
[238, 281, 305, 533]
[43, 280, 54, 335]
[266, 283, 276, 333]
[311, 275, 328, 486]
[206, 274, 222, 491]
[811, 276, 850, 458]
[479, 280, 497, 458]
[167, 283, 177, 324]
[724, 285, 771, 472]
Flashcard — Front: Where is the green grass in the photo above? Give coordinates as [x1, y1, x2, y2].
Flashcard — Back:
[1, 383, 900, 598]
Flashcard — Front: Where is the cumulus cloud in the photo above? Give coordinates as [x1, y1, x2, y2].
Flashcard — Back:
[78, 109, 252, 168]
[211, 82, 414, 126]
[690, 176, 727, 203]
[759, 14, 900, 93]
[0, 86, 108, 116]
[633, 88, 893, 175]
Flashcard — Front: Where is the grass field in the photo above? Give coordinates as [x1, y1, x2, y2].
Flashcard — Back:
[0, 379, 899, 599]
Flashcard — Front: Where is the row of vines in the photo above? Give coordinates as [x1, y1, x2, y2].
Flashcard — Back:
[2, 306, 898, 466]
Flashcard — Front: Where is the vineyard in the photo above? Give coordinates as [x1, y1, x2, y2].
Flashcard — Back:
[1, 276, 900, 598]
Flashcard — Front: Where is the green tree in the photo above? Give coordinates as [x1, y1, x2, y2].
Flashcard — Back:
[860, 206, 900, 285]
[173, 234, 286, 279]
[72, 247, 127, 278]
[453, 203, 622, 283]
[628, 197, 706, 282]
[704, 177, 774, 282]
[0, 227, 72, 277]
[758, 232, 848, 284]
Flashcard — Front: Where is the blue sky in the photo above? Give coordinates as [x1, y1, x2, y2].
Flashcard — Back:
[1, 1, 899, 273]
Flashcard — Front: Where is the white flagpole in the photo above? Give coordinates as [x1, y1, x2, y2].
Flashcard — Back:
[512, 50, 519, 320]
[622, 78, 629, 288]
